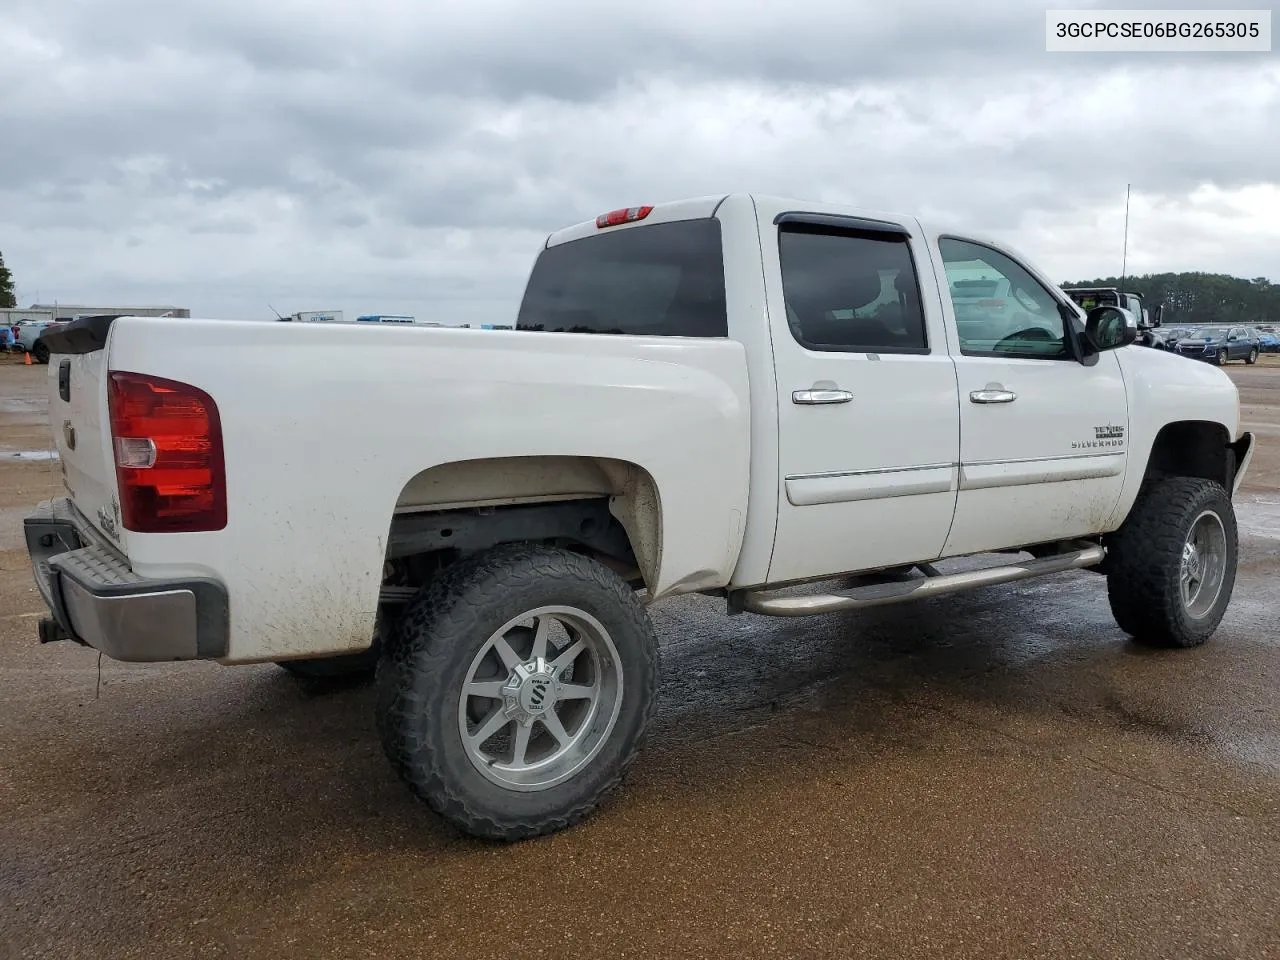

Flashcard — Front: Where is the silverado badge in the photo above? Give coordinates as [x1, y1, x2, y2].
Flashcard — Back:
[1072, 424, 1126, 450]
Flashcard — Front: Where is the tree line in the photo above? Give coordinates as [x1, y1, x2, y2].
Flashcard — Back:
[1062, 272, 1277, 326]
[0, 250, 14, 308]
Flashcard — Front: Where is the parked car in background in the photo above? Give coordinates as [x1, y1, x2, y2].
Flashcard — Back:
[13, 320, 68, 363]
[1256, 329, 1280, 353]
[1174, 325, 1260, 365]
[948, 277, 1013, 338]
[12, 320, 45, 351]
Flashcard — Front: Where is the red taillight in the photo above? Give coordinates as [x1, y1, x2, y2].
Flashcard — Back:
[595, 205, 653, 228]
[106, 371, 226, 533]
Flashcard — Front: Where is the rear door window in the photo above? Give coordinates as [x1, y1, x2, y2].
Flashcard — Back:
[777, 224, 929, 353]
[517, 218, 727, 337]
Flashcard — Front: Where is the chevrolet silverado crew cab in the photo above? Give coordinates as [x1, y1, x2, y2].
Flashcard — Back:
[27, 194, 1255, 841]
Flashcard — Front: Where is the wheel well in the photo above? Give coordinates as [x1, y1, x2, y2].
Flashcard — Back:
[1142, 421, 1234, 490]
[385, 456, 662, 591]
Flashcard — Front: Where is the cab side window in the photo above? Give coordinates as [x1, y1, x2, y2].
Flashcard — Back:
[778, 224, 929, 354]
[940, 237, 1070, 359]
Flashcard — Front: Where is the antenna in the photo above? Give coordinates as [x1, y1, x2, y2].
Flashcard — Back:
[1120, 183, 1131, 289]
[267, 303, 286, 321]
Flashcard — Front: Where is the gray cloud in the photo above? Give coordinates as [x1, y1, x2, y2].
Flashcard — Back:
[0, 0, 1277, 320]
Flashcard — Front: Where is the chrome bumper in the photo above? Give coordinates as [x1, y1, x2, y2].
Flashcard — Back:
[24, 498, 229, 662]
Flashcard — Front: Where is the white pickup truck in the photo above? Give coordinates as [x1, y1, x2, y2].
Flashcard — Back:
[27, 194, 1255, 841]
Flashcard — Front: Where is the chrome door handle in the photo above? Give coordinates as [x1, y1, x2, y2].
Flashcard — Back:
[793, 389, 854, 405]
[969, 389, 1017, 404]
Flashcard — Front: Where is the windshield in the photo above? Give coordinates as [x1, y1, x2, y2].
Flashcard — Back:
[1196, 327, 1228, 338]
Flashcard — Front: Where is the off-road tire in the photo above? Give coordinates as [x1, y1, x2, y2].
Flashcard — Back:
[277, 643, 381, 679]
[1104, 477, 1237, 648]
[1247, 348, 1259, 365]
[376, 543, 659, 842]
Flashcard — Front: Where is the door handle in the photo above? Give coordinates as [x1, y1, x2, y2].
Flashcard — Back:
[969, 388, 1017, 404]
[793, 389, 854, 405]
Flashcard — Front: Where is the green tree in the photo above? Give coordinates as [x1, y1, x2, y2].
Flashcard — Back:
[0, 251, 14, 308]
[1061, 271, 1280, 326]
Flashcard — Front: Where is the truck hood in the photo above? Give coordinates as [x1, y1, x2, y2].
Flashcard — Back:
[1116, 344, 1242, 439]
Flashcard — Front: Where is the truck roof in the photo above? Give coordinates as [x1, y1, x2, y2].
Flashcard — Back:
[539, 194, 1070, 305]
[544, 193, 928, 249]
[545, 195, 729, 248]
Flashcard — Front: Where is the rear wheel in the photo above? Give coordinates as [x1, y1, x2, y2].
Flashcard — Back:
[1247, 347, 1259, 364]
[376, 543, 659, 841]
[1105, 477, 1237, 648]
[32, 340, 50, 365]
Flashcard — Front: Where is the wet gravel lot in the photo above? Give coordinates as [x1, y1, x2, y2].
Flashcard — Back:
[2, 355, 1279, 960]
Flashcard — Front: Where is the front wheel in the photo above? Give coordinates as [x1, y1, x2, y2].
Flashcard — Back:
[1216, 349, 1228, 366]
[1247, 348, 1259, 365]
[1105, 477, 1237, 648]
[32, 341, 50, 365]
[376, 543, 659, 841]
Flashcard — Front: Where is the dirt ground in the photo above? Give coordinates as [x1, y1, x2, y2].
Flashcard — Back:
[1232, 355, 1280, 492]
[2, 352, 1280, 960]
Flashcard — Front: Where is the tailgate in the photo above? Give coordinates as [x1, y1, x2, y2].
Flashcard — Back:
[42, 316, 123, 544]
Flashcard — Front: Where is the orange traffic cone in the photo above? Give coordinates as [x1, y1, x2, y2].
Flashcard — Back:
[23, 351, 31, 366]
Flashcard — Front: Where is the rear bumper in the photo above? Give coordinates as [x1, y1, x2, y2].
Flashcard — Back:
[24, 498, 229, 662]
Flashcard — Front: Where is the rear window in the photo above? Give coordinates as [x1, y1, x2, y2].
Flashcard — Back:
[516, 218, 728, 337]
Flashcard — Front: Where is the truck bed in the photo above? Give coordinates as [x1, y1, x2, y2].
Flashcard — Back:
[45, 316, 752, 662]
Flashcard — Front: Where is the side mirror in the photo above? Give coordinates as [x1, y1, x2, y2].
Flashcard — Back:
[1084, 305, 1138, 352]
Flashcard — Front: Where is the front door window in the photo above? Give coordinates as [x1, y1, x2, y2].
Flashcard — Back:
[940, 238, 1070, 360]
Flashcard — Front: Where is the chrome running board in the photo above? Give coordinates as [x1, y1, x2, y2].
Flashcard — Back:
[735, 544, 1106, 618]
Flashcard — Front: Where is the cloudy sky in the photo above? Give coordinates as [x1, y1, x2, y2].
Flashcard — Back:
[2, 0, 1277, 323]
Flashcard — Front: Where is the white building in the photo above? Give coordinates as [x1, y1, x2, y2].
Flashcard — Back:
[1, 304, 190, 325]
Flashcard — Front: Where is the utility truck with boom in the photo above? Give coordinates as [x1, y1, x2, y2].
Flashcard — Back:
[26, 194, 1254, 841]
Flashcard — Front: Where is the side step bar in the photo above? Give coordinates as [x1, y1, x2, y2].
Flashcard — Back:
[734, 544, 1106, 618]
